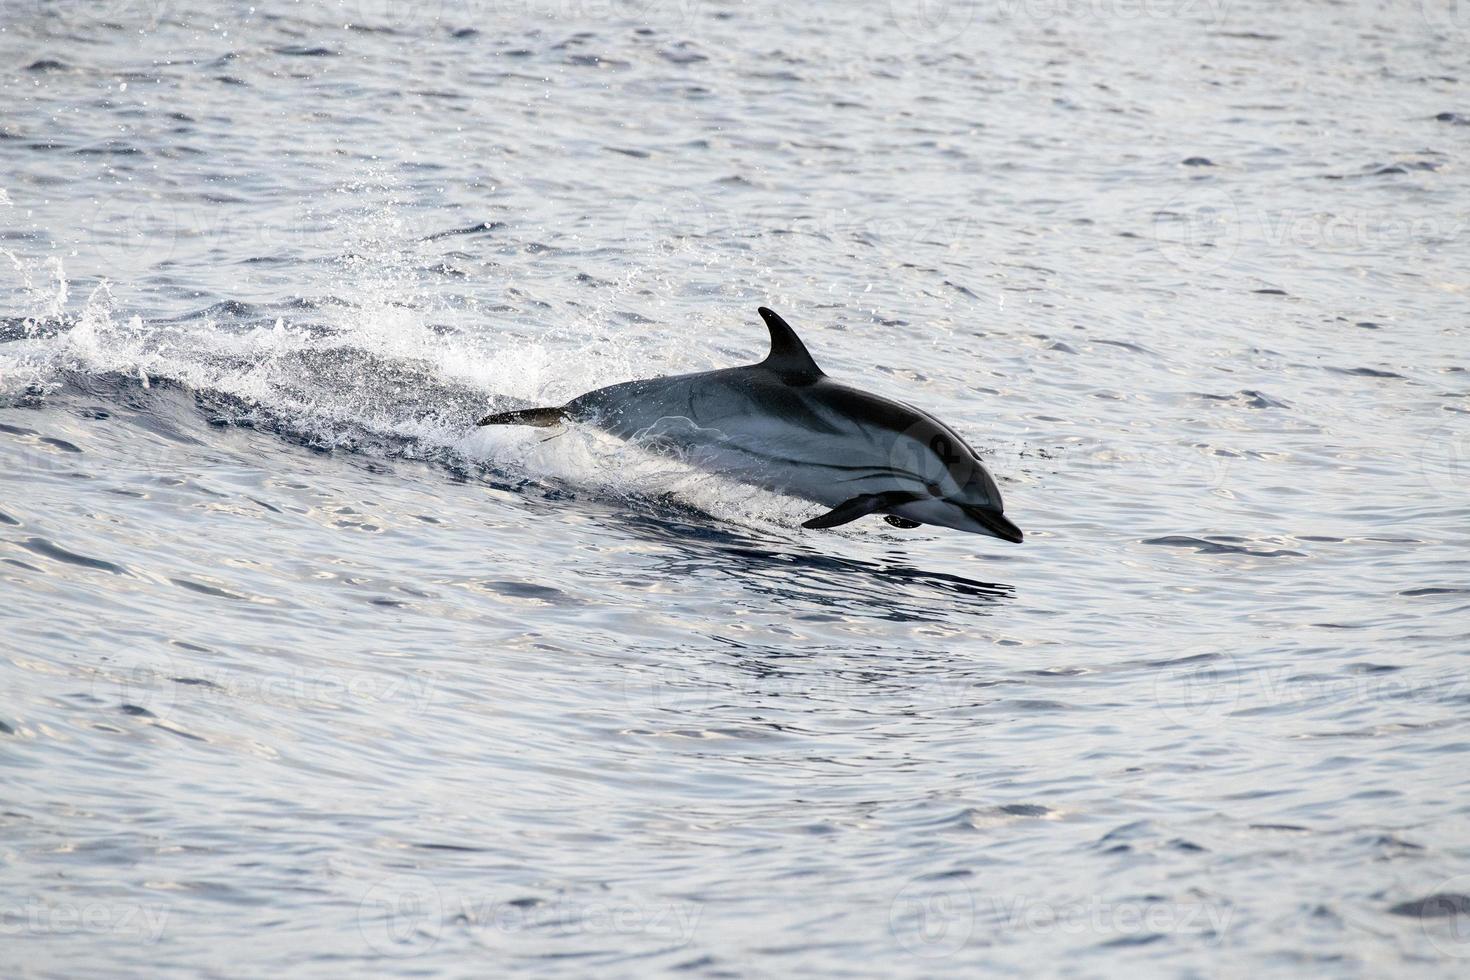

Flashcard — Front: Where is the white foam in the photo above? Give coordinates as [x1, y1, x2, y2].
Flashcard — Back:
[0, 191, 802, 536]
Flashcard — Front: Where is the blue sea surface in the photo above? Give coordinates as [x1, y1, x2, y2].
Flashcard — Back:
[2, 1, 1468, 975]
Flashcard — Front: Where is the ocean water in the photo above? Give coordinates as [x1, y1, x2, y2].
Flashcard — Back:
[2, 0, 1468, 975]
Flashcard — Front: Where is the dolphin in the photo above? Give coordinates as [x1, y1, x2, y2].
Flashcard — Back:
[477, 308, 1022, 542]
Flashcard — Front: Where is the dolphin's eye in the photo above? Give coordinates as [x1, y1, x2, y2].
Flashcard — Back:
[925, 482, 944, 497]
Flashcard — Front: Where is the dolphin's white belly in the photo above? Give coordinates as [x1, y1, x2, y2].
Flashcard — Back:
[621, 411, 906, 507]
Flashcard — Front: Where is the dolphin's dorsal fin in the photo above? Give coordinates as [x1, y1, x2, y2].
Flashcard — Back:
[757, 307, 823, 380]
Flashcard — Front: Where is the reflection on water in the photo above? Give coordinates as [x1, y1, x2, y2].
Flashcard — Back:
[601, 505, 1014, 619]
[3, 0, 1469, 974]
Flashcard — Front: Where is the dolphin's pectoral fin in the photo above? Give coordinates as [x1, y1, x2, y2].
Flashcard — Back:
[477, 406, 566, 427]
[802, 496, 883, 529]
[884, 515, 921, 529]
[801, 491, 921, 530]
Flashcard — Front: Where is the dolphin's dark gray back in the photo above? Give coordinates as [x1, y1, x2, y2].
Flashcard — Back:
[565, 356, 1000, 510]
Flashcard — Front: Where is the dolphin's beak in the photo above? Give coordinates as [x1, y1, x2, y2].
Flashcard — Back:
[962, 504, 1024, 543]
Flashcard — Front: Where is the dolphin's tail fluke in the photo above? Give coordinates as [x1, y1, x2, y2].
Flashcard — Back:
[476, 406, 567, 427]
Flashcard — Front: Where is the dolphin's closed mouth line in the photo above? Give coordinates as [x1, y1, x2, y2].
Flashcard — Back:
[477, 307, 1023, 542]
[964, 505, 1024, 544]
